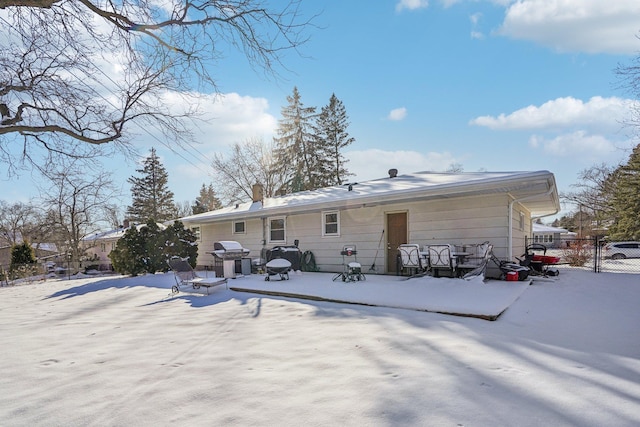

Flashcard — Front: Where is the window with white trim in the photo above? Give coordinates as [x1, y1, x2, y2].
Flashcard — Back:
[322, 211, 340, 236]
[233, 221, 246, 235]
[269, 217, 286, 242]
[519, 211, 525, 231]
[191, 226, 201, 241]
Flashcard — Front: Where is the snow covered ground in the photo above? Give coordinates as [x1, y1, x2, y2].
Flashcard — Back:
[1, 268, 639, 426]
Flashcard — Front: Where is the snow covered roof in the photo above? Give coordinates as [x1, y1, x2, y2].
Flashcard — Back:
[180, 170, 559, 224]
[532, 223, 569, 234]
[81, 223, 167, 242]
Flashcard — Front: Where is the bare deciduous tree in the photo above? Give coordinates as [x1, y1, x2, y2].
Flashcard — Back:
[560, 163, 617, 236]
[0, 200, 37, 245]
[211, 137, 287, 204]
[38, 160, 121, 265]
[0, 0, 313, 172]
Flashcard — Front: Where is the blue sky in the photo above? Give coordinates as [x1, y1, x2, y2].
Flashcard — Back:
[2, 0, 640, 221]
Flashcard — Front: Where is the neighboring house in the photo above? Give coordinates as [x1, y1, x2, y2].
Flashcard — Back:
[82, 222, 167, 270]
[179, 170, 560, 274]
[0, 243, 59, 271]
[82, 228, 128, 270]
[532, 223, 576, 248]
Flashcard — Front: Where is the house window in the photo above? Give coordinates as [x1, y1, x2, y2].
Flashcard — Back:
[111, 242, 116, 251]
[233, 221, 246, 235]
[519, 211, 525, 231]
[191, 226, 201, 241]
[322, 211, 340, 236]
[269, 217, 286, 242]
[100, 243, 106, 252]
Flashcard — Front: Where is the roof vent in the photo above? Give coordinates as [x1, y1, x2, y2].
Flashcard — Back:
[388, 168, 398, 178]
[344, 182, 358, 191]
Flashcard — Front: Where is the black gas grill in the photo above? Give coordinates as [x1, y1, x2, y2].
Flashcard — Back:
[209, 241, 250, 278]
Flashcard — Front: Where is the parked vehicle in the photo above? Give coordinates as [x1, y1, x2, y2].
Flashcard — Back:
[603, 242, 640, 259]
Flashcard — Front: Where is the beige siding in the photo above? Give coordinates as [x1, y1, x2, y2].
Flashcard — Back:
[194, 192, 532, 274]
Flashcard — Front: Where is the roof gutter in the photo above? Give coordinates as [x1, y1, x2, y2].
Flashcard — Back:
[182, 172, 556, 225]
[508, 181, 559, 260]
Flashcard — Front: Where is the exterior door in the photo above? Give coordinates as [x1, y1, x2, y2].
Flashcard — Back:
[386, 212, 408, 274]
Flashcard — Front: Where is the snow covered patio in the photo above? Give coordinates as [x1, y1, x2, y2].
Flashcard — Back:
[227, 272, 529, 321]
[1, 268, 639, 426]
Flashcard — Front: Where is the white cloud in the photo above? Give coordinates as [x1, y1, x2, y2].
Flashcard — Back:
[469, 96, 633, 132]
[200, 92, 277, 139]
[345, 149, 458, 182]
[137, 91, 277, 151]
[396, 0, 429, 13]
[470, 12, 484, 39]
[388, 107, 408, 121]
[498, 0, 640, 54]
[528, 131, 621, 161]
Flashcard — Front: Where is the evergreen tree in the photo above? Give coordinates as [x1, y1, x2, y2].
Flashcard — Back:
[272, 87, 319, 193]
[109, 220, 198, 275]
[314, 93, 355, 186]
[10, 241, 37, 279]
[608, 144, 640, 240]
[163, 221, 198, 265]
[192, 183, 222, 214]
[126, 148, 176, 222]
[10, 242, 36, 267]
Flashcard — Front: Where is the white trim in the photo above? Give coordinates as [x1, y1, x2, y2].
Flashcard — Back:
[268, 216, 286, 243]
[322, 210, 340, 237]
[191, 226, 202, 241]
[232, 221, 246, 235]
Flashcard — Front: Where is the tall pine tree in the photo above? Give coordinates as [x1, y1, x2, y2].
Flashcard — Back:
[126, 148, 176, 222]
[314, 93, 355, 186]
[272, 87, 318, 193]
[192, 183, 222, 214]
[607, 144, 640, 240]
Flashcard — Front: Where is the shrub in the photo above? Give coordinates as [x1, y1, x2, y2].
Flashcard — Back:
[10, 242, 38, 279]
[562, 244, 592, 267]
[109, 220, 198, 275]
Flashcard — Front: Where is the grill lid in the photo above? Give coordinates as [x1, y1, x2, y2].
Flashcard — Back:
[211, 241, 250, 260]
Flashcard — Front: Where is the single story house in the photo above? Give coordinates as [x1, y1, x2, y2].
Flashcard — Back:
[178, 170, 560, 275]
[532, 223, 576, 248]
[0, 242, 59, 272]
[81, 222, 166, 270]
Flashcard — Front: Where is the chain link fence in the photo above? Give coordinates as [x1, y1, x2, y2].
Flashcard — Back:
[525, 236, 640, 274]
[596, 238, 640, 274]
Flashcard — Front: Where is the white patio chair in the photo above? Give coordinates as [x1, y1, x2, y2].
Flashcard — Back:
[457, 242, 493, 279]
[398, 244, 427, 277]
[427, 244, 456, 277]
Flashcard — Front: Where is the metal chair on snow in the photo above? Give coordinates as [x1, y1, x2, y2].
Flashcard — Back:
[426, 244, 457, 277]
[397, 244, 428, 277]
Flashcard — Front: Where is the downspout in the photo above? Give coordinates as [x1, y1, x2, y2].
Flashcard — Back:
[508, 183, 558, 260]
[261, 217, 267, 262]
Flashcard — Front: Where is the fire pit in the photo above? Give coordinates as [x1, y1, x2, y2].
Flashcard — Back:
[209, 241, 250, 278]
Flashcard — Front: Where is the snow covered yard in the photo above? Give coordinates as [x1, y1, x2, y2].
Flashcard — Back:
[1, 269, 639, 426]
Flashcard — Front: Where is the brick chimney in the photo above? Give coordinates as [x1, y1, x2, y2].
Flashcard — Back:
[252, 183, 264, 203]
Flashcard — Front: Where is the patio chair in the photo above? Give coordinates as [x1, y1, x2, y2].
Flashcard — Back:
[426, 244, 457, 277]
[167, 257, 227, 294]
[457, 242, 493, 279]
[397, 244, 428, 277]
